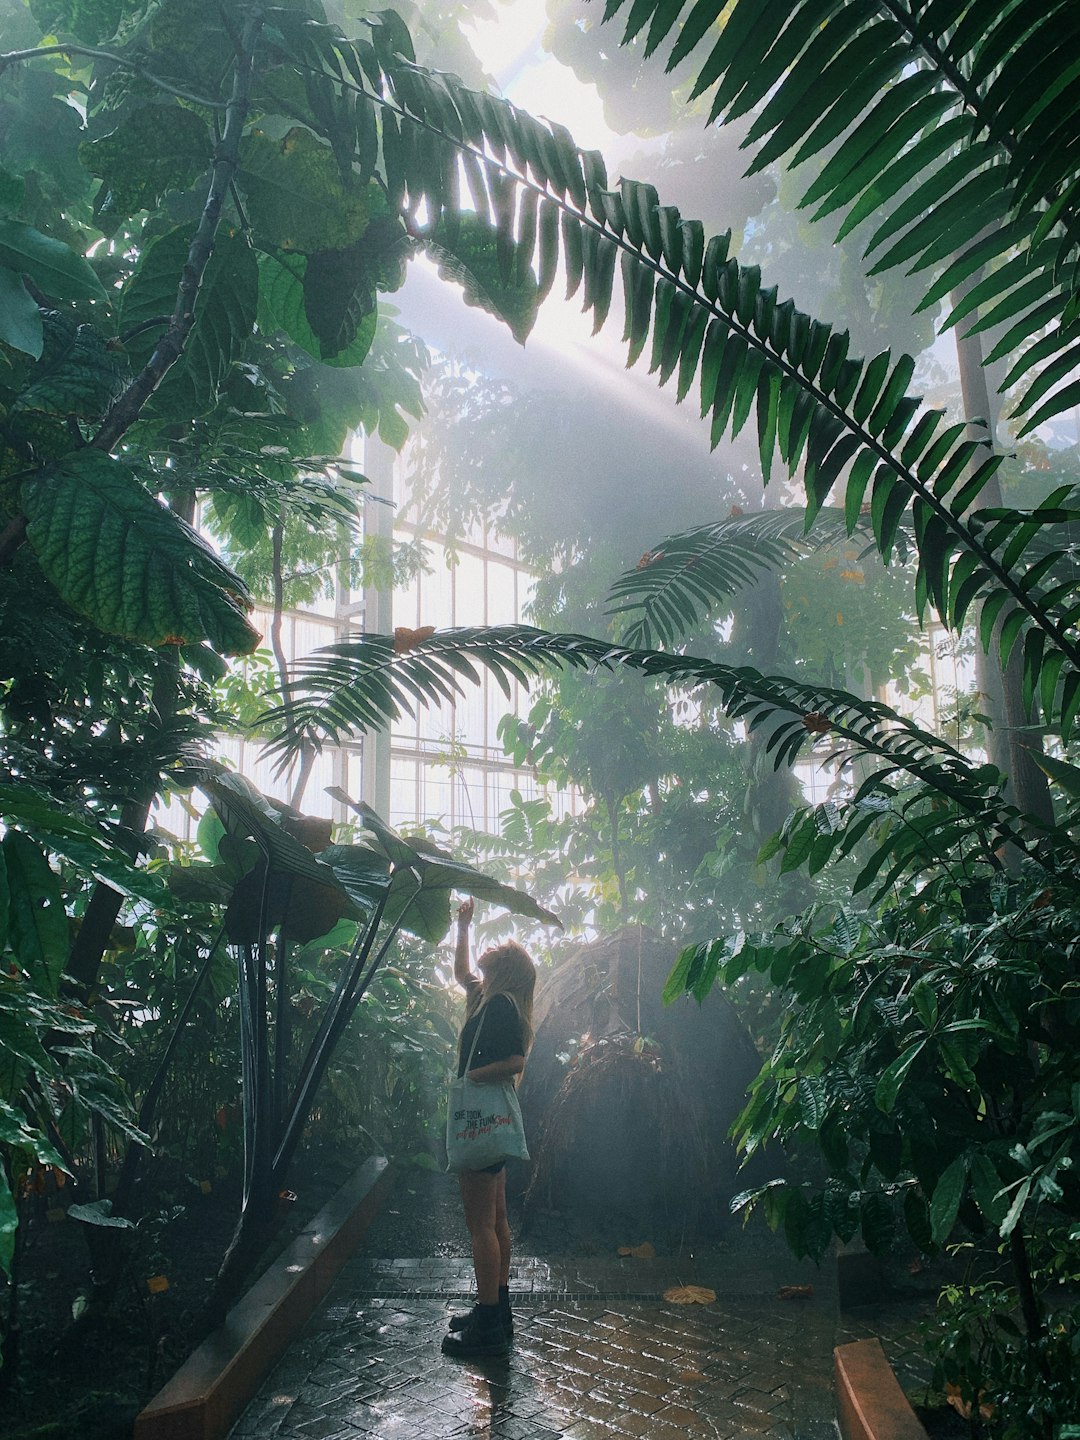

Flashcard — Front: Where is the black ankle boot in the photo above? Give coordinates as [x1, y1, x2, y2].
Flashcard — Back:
[448, 1291, 513, 1338]
[441, 1302, 510, 1358]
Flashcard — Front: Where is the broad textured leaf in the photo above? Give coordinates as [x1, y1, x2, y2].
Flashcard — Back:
[0, 783, 164, 903]
[2, 831, 67, 996]
[238, 128, 372, 252]
[930, 1155, 967, 1244]
[22, 450, 259, 654]
[121, 226, 258, 416]
[425, 214, 539, 344]
[80, 105, 213, 223]
[257, 250, 376, 367]
[874, 1039, 926, 1113]
[0, 1169, 15, 1277]
[67, 1199, 135, 1228]
[302, 246, 378, 360]
[0, 845, 7, 954]
[15, 311, 127, 419]
[201, 768, 350, 893]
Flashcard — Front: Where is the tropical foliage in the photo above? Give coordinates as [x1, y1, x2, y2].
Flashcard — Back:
[237, 2, 1080, 1430]
[2, 0, 1080, 1427]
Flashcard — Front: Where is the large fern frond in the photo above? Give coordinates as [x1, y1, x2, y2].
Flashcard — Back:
[263, 625, 1022, 831]
[597, 0, 1080, 432]
[607, 507, 868, 647]
[262, 16, 1080, 734]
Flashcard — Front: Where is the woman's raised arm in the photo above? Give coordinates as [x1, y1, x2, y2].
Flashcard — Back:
[453, 898, 476, 989]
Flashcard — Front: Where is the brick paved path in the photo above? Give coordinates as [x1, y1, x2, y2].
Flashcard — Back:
[230, 1249, 847, 1439]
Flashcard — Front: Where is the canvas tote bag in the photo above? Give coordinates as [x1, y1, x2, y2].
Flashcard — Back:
[445, 1001, 530, 1173]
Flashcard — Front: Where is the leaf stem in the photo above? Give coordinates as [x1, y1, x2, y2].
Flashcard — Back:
[0, 43, 228, 109]
[90, 15, 263, 453]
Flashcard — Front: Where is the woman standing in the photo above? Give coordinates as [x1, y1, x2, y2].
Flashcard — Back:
[442, 898, 536, 1358]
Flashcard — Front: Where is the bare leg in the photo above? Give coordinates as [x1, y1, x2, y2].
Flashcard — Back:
[494, 1169, 511, 1288]
[458, 1170, 500, 1305]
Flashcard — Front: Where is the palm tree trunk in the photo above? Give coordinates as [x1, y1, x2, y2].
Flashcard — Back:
[954, 303, 1054, 827]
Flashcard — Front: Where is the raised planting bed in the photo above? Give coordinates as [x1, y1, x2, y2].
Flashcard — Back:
[835, 1338, 930, 1440]
[134, 1155, 392, 1440]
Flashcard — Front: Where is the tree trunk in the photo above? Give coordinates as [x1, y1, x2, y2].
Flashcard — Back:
[953, 303, 1054, 828]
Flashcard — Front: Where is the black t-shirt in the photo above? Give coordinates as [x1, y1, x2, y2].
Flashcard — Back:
[457, 992, 524, 1077]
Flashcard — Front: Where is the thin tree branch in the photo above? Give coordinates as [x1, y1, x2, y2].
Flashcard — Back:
[90, 15, 263, 453]
[118, 315, 172, 346]
[0, 43, 228, 109]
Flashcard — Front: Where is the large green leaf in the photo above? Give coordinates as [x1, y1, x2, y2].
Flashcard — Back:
[425, 212, 540, 344]
[0, 264, 43, 357]
[0, 1096, 65, 1168]
[199, 767, 349, 894]
[30, 0, 126, 44]
[258, 249, 376, 366]
[930, 1155, 968, 1244]
[302, 246, 378, 359]
[54, 1045, 148, 1146]
[120, 226, 259, 416]
[0, 846, 6, 957]
[0, 1169, 15, 1278]
[0, 219, 107, 304]
[80, 104, 214, 223]
[323, 801, 562, 940]
[0, 782, 165, 903]
[316, 841, 392, 913]
[1, 831, 67, 997]
[22, 450, 260, 654]
[238, 127, 372, 253]
[15, 311, 127, 420]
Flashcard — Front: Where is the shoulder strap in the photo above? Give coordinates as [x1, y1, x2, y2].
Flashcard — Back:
[463, 1002, 489, 1072]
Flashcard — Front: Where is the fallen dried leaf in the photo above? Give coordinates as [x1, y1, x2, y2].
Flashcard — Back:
[801, 712, 832, 735]
[393, 625, 436, 654]
[663, 1285, 716, 1305]
[777, 1284, 814, 1300]
[146, 1275, 169, 1294]
[945, 1383, 994, 1421]
[678, 1370, 707, 1383]
[617, 1242, 656, 1259]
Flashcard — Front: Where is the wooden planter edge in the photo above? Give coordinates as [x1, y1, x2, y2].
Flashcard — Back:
[835, 1338, 930, 1440]
[134, 1155, 393, 1440]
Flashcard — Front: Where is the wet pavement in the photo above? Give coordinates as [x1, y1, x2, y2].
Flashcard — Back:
[228, 1244, 859, 1439]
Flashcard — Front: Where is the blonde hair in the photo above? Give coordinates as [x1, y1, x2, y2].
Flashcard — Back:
[465, 940, 536, 1054]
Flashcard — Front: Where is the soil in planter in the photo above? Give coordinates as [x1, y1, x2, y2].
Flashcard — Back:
[914, 1403, 970, 1439]
[0, 1145, 363, 1440]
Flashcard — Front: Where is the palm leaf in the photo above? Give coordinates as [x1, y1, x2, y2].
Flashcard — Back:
[606, 507, 869, 647]
[595, 0, 1080, 431]
[263, 625, 1024, 830]
[267, 18, 1080, 728]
